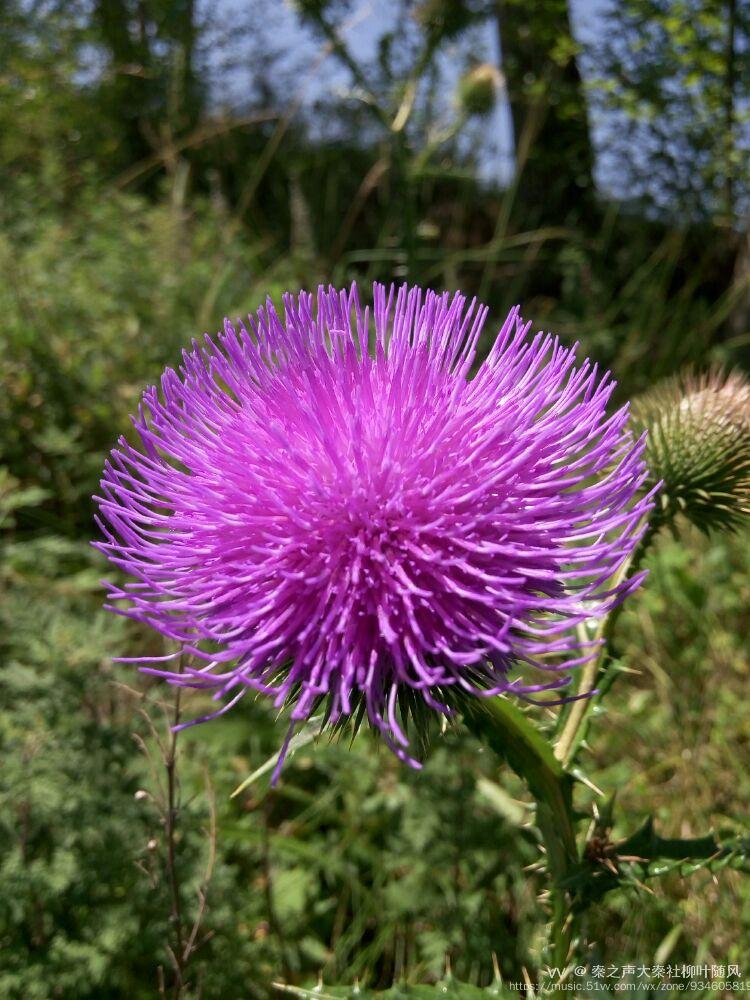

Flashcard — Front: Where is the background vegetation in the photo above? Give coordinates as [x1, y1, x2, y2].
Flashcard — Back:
[2, 0, 750, 995]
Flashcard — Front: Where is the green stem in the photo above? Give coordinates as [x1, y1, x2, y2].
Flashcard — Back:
[463, 512, 667, 965]
[392, 129, 416, 278]
[461, 695, 578, 966]
[554, 516, 661, 767]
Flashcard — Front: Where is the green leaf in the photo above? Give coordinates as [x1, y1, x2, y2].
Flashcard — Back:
[459, 695, 577, 882]
[230, 715, 323, 798]
[562, 815, 750, 904]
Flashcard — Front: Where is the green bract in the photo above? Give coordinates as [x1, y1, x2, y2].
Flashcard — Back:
[634, 370, 750, 532]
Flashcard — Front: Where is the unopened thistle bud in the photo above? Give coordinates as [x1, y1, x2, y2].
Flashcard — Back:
[633, 369, 750, 532]
[416, 0, 473, 41]
[457, 64, 503, 117]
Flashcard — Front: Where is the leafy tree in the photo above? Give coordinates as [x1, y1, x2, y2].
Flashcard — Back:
[591, 0, 750, 222]
[494, 0, 595, 225]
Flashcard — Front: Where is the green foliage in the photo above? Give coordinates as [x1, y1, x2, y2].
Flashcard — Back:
[0, 491, 161, 997]
[273, 980, 510, 998]
[0, 176, 297, 536]
[592, 0, 750, 220]
[578, 528, 750, 965]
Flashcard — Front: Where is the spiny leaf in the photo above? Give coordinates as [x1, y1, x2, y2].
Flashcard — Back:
[562, 814, 750, 904]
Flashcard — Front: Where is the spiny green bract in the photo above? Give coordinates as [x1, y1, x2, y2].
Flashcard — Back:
[633, 369, 750, 532]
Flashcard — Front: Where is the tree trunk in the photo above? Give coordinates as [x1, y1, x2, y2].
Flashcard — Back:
[495, 0, 595, 226]
[94, 0, 202, 167]
[724, 0, 737, 221]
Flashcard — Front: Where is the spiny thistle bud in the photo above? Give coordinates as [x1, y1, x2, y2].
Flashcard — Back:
[415, 0, 474, 41]
[457, 64, 503, 117]
[633, 369, 750, 533]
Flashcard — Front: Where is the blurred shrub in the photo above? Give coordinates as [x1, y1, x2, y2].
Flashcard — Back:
[0, 176, 296, 536]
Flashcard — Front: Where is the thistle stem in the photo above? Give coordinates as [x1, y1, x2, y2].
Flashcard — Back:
[165, 674, 186, 998]
[554, 516, 660, 768]
[461, 695, 578, 967]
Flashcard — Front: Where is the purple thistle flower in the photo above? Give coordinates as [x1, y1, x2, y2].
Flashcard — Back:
[95, 283, 653, 770]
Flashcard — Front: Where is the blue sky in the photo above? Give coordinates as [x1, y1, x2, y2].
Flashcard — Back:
[208, 0, 609, 185]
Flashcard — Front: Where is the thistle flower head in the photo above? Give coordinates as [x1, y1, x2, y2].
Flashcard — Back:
[95, 283, 652, 770]
[633, 369, 750, 533]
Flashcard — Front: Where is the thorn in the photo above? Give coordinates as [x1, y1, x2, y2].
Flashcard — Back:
[572, 769, 605, 797]
[491, 951, 502, 983]
[522, 966, 536, 998]
[631, 875, 656, 895]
